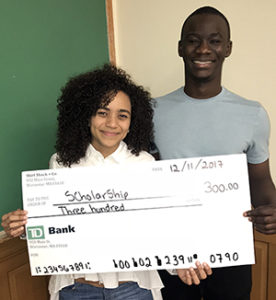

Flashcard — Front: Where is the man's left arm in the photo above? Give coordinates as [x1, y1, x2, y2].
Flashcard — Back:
[244, 159, 276, 234]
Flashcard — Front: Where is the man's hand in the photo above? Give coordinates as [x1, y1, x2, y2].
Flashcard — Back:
[244, 205, 276, 234]
[1, 209, 28, 237]
[177, 261, 212, 285]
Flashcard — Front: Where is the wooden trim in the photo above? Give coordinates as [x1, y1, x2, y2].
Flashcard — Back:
[0, 230, 9, 243]
[0, 237, 27, 263]
[0, 237, 49, 300]
[106, 0, 116, 65]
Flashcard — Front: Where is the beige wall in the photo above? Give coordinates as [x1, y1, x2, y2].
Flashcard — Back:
[112, 0, 276, 179]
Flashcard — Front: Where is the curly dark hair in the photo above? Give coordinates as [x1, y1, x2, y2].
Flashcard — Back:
[55, 64, 154, 167]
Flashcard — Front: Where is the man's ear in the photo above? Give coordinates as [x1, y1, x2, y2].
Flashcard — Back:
[225, 40, 233, 58]
[178, 40, 184, 58]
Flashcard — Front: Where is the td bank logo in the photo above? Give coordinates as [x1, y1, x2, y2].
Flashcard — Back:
[27, 226, 45, 240]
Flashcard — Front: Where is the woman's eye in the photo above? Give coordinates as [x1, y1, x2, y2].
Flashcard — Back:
[119, 114, 128, 119]
[97, 111, 107, 116]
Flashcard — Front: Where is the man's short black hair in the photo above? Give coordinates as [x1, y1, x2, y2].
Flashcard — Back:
[181, 6, 231, 40]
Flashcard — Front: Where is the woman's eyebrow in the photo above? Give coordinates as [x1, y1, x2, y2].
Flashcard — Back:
[99, 107, 131, 115]
[118, 109, 131, 115]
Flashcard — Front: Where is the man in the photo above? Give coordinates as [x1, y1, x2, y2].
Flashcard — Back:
[154, 6, 276, 300]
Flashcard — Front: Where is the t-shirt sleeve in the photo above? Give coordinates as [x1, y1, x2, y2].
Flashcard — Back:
[247, 105, 270, 164]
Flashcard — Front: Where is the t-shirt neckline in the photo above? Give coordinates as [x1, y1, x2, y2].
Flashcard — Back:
[182, 87, 226, 103]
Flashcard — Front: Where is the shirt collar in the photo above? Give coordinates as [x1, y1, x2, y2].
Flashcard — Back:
[86, 141, 129, 164]
[181, 86, 226, 102]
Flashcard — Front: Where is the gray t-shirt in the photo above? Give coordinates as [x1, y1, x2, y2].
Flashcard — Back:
[153, 87, 270, 163]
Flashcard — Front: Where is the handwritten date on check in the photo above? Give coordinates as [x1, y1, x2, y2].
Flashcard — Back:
[22, 154, 254, 276]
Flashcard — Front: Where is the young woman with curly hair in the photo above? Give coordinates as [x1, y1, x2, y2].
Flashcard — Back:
[2, 64, 211, 300]
[55, 64, 154, 167]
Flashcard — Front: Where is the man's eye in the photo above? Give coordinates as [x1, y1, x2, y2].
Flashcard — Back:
[188, 39, 199, 44]
[210, 39, 221, 44]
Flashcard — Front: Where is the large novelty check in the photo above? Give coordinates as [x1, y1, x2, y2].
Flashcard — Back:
[22, 154, 255, 276]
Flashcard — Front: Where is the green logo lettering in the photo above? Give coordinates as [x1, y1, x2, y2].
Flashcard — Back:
[27, 226, 45, 240]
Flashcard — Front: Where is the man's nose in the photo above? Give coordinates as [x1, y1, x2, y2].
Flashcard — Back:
[196, 40, 211, 54]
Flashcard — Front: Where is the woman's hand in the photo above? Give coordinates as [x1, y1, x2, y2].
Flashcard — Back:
[177, 261, 212, 285]
[1, 209, 28, 237]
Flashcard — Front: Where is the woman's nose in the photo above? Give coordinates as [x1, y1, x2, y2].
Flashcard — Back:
[106, 114, 117, 127]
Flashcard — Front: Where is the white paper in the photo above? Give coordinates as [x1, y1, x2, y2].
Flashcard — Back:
[22, 153, 255, 276]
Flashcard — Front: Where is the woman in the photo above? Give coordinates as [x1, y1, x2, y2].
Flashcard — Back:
[2, 64, 211, 299]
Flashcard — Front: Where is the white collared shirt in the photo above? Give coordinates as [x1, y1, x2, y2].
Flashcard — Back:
[48, 142, 163, 300]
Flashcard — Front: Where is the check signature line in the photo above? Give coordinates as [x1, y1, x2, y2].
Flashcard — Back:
[28, 203, 203, 219]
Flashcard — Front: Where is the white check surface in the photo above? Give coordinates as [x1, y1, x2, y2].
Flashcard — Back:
[22, 154, 255, 276]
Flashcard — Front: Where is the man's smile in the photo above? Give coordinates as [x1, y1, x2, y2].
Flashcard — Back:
[192, 60, 213, 67]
